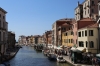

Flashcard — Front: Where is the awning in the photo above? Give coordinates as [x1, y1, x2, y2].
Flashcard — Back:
[96, 54, 100, 57]
[71, 47, 76, 50]
[56, 47, 62, 50]
[71, 47, 80, 52]
[76, 47, 86, 52]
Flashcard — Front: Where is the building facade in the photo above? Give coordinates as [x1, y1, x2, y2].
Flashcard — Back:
[7, 31, 16, 48]
[38, 36, 42, 44]
[72, 20, 78, 46]
[58, 23, 69, 46]
[75, 0, 99, 21]
[78, 23, 98, 53]
[52, 18, 74, 46]
[18, 35, 26, 44]
[0, 7, 8, 55]
[47, 31, 52, 45]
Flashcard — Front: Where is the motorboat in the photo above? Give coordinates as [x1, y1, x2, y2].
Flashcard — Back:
[47, 53, 57, 61]
[57, 56, 66, 63]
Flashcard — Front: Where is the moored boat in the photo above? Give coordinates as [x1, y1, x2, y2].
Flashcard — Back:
[47, 53, 57, 61]
[57, 56, 66, 63]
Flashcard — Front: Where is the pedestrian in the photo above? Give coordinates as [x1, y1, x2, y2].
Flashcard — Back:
[92, 57, 98, 66]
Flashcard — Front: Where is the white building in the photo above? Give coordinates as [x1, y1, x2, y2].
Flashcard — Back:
[78, 23, 98, 53]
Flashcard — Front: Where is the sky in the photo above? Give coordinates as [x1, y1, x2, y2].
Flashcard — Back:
[0, 0, 84, 41]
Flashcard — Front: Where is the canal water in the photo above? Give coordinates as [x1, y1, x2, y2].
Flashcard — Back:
[9, 46, 71, 66]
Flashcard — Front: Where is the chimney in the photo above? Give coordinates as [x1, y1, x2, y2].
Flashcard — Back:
[78, 1, 80, 6]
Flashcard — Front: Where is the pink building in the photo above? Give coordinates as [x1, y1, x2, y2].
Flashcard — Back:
[72, 20, 78, 46]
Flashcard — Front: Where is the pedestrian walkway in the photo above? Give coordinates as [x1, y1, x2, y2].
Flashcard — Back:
[63, 56, 92, 66]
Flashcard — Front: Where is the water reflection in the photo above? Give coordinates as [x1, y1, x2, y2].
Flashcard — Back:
[9, 46, 71, 66]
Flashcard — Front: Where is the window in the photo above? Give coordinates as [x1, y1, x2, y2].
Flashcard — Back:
[91, 1, 94, 6]
[69, 39, 70, 43]
[76, 39, 77, 44]
[78, 15, 79, 19]
[3, 16, 5, 19]
[91, 9, 94, 13]
[71, 31, 73, 35]
[65, 33, 67, 36]
[82, 31, 84, 37]
[78, 32, 81, 37]
[89, 30, 93, 36]
[3, 32, 5, 41]
[71, 39, 73, 43]
[86, 41, 88, 47]
[63, 28, 66, 31]
[79, 41, 84, 47]
[88, 9, 89, 14]
[85, 30, 87, 36]
[3, 22, 5, 28]
[89, 41, 94, 48]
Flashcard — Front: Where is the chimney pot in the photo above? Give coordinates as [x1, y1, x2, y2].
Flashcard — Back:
[78, 1, 80, 6]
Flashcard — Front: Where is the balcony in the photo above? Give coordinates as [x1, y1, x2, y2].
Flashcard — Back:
[77, 12, 80, 14]
[0, 26, 6, 31]
[87, 4, 90, 8]
[84, 6, 86, 9]
[58, 27, 61, 31]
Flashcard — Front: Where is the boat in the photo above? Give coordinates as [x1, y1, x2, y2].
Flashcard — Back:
[57, 56, 66, 63]
[47, 53, 57, 61]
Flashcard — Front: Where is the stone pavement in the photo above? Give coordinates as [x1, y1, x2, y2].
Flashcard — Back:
[63, 56, 92, 66]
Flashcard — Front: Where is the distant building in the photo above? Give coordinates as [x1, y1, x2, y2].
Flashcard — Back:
[52, 18, 74, 46]
[7, 31, 16, 48]
[18, 35, 26, 44]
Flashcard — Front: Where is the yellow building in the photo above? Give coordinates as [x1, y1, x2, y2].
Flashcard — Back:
[62, 30, 73, 47]
[61, 22, 74, 47]
[67, 30, 73, 47]
[78, 23, 98, 53]
[62, 32, 67, 46]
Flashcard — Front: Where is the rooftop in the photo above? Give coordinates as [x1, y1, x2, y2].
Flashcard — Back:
[0, 7, 7, 14]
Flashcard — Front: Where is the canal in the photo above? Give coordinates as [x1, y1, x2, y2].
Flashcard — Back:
[9, 46, 71, 66]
